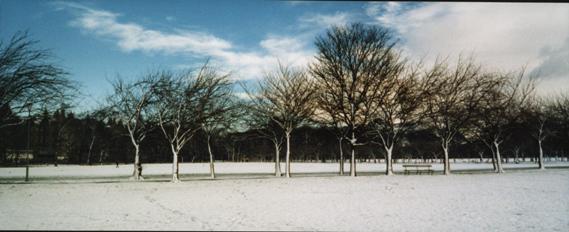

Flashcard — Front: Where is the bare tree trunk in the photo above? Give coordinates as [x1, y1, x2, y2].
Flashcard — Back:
[538, 140, 545, 170]
[385, 146, 394, 176]
[207, 135, 215, 179]
[491, 149, 497, 170]
[171, 146, 180, 182]
[442, 142, 450, 175]
[87, 135, 95, 165]
[338, 137, 344, 175]
[494, 141, 504, 173]
[132, 144, 143, 181]
[350, 132, 357, 177]
[127, 126, 143, 180]
[285, 131, 291, 178]
[350, 147, 356, 177]
[274, 141, 282, 176]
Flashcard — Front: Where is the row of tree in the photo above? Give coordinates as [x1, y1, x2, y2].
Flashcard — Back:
[1, 24, 569, 183]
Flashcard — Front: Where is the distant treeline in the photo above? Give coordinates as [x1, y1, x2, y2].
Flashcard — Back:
[1, 106, 568, 165]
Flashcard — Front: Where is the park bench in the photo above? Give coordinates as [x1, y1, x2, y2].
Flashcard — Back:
[402, 164, 433, 175]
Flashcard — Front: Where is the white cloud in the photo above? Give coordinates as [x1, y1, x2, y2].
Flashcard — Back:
[260, 36, 303, 54]
[365, 3, 381, 16]
[59, 2, 313, 80]
[286, 1, 312, 7]
[365, 2, 401, 26]
[68, 5, 231, 56]
[366, 2, 569, 95]
[260, 36, 313, 65]
[299, 12, 351, 29]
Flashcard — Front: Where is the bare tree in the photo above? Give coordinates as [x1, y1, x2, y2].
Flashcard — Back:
[425, 55, 497, 175]
[369, 61, 437, 175]
[199, 70, 236, 179]
[0, 32, 75, 129]
[525, 96, 553, 169]
[474, 68, 535, 173]
[152, 62, 231, 182]
[244, 63, 316, 178]
[244, 111, 285, 176]
[310, 23, 401, 177]
[311, 75, 351, 175]
[312, 105, 349, 175]
[549, 94, 569, 161]
[105, 72, 160, 180]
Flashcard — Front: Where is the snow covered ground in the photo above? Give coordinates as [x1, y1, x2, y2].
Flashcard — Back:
[1, 161, 568, 181]
[0, 164, 568, 231]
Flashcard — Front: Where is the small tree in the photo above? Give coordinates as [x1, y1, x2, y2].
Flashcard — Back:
[312, 76, 353, 175]
[244, 111, 285, 176]
[369, 61, 436, 175]
[425, 56, 496, 175]
[550, 94, 569, 161]
[312, 103, 349, 175]
[105, 72, 160, 180]
[474, 68, 535, 173]
[524, 96, 553, 169]
[244, 63, 316, 178]
[152, 62, 231, 182]
[199, 71, 236, 179]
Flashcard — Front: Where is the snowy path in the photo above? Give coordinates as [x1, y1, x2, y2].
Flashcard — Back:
[0, 169, 568, 231]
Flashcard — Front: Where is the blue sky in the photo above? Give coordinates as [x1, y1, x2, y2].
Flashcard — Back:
[1, 1, 568, 112]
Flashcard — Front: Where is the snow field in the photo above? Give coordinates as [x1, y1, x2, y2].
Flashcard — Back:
[1, 161, 568, 180]
[0, 168, 568, 231]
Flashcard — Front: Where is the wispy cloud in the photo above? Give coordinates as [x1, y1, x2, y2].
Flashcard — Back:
[299, 12, 351, 29]
[59, 2, 230, 55]
[56, 2, 313, 80]
[365, 2, 401, 27]
[260, 36, 313, 65]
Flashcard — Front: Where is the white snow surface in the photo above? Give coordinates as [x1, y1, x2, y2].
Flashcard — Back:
[0, 164, 568, 231]
[1, 160, 568, 180]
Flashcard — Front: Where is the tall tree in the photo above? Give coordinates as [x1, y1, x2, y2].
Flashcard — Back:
[244, 63, 316, 178]
[310, 23, 400, 177]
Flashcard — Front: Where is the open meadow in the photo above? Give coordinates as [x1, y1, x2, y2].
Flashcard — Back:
[1, 162, 568, 231]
